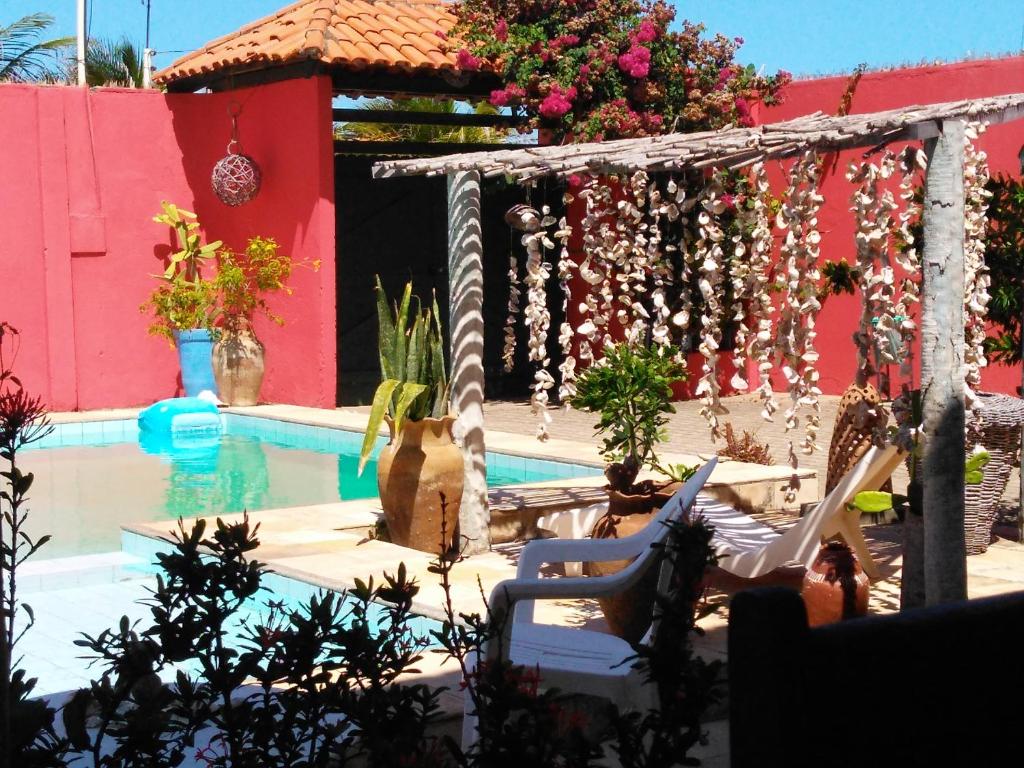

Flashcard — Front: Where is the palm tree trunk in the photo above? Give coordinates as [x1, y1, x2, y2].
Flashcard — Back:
[919, 120, 968, 605]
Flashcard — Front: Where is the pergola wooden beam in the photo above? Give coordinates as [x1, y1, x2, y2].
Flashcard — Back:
[372, 93, 1024, 181]
[332, 108, 528, 128]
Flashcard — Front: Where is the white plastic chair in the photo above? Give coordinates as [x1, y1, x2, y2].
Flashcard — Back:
[461, 458, 718, 748]
[696, 443, 904, 581]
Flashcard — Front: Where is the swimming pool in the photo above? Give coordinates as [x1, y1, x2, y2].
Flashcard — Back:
[22, 414, 602, 559]
[18, 567, 443, 697]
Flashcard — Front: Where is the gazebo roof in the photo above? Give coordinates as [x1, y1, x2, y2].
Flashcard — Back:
[372, 92, 1024, 180]
[156, 0, 495, 96]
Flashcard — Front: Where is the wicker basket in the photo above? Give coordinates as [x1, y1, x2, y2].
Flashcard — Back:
[964, 393, 1024, 554]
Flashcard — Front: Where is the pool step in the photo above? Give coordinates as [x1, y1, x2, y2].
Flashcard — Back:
[18, 551, 153, 594]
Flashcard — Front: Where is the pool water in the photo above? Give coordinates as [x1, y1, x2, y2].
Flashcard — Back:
[17, 568, 442, 697]
[21, 414, 601, 558]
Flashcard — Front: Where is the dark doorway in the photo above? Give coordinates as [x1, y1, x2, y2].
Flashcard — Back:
[334, 154, 544, 406]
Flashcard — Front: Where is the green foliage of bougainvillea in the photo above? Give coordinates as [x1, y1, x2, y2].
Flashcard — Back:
[453, 0, 791, 141]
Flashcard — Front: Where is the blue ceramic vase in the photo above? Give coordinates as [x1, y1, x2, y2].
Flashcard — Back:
[173, 329, 217, 397]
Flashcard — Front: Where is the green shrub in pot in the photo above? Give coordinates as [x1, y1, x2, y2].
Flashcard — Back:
[568, 342, 687, 494]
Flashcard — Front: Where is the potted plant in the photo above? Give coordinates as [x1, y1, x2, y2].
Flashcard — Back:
[141, 202, 222, 398]
[569, 342, 691, 512]
[568, 342, 693, 640]
[211, 236, 305, 406]
[358, 277, 457, 554]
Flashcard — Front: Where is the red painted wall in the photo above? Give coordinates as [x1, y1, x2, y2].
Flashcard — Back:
[760, 55, 1024, 396]
[0, 77, 336, 411]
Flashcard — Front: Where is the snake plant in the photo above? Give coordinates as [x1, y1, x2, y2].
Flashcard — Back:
[358, 277, 449, 474]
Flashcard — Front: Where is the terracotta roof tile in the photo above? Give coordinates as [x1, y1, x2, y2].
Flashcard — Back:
[156, 0, 470, 86]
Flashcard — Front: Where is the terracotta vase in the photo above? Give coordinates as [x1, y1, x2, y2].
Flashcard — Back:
[376, 415, 464, 554]
[588, 482, 681, 642]
[212, 317, 265, 406]
[801, 541, 870, 627]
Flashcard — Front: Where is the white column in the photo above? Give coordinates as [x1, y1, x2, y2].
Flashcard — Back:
[76, 0, 87, 87]
[447, 170, 490, 554]
[142, 48, 155, 89]
[920, 119, 968, 604]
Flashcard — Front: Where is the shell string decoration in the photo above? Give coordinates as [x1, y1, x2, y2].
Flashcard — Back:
[747, 163, 779, 422]
[211, 102, 261, 207]
[581, 180, 618, 355]
[618, 171, 653, 346]
[502, 253, 520, 372]
[648, 177, 674, 349]
[670, 178, 699, 355]
[846, 153, 901, 392]
[555, 202, 577, 404]
[894, 146, 928, 384]
[728, 174, 757, 393]
[575, 179, 599, 367]
[776, 150, 824, 478]
[522, 205, 556, 440]
[694, 175, 728, 440]
[963, 121, 992, 422]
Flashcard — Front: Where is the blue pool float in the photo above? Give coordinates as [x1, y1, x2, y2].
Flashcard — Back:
[139, 397, 222, 436]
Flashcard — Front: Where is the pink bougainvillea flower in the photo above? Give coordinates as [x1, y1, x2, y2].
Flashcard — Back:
[734, 96, 753, 126]
[455, 49, 481, 70]
[495, 18, 508, 42]
[633, 19, 658, 43]
[617, 45, 651, 78]
[540, 83, 576, 119]
[490, 88, 510, 107]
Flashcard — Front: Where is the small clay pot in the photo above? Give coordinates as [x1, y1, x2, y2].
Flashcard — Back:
[588, 482, 681, 642]
[801, 540, 870, 627]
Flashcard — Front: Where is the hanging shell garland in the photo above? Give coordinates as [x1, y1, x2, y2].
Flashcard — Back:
[522, 207, 556, 440]
[776, 151, 824, 465]
[502, 254, 520, 372]
[555, 204, 577, 403]
[694, 176, 728, 439]
[963, 121, 992, 420]
[746, 163, 779, 422]
[894, 146, 928, 384]
[847, 153, 901, 387]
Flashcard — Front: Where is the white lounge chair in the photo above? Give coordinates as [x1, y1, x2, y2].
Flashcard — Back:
[696, 443, 904, 581]
[462, 458, 718, 747]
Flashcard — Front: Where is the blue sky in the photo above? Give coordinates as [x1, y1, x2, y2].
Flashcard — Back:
[10, 0, 1024, 77]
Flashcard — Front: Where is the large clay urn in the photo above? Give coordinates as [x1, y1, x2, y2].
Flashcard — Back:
[376, 415, 464, 554]
[587, 482, 680, 642]
[212, 317, 265, 406]
[801, 541, 870, 626]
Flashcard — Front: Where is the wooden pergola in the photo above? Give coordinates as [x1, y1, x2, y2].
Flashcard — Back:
[373, 92, 1024, 605]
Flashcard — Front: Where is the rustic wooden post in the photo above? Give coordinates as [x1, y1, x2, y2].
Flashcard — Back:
[919, 120, 968, 604]
[447, 170, 490, 554]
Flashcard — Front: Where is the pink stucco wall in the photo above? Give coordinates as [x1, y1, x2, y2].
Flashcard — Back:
[0, 77, 335, 411]
[760, 55, 1024, 396]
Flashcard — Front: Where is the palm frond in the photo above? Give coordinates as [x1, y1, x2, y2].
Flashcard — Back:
[0, 13, 74, 82]
[334, 97, 512, 144]
[85, 37, 144, 88]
